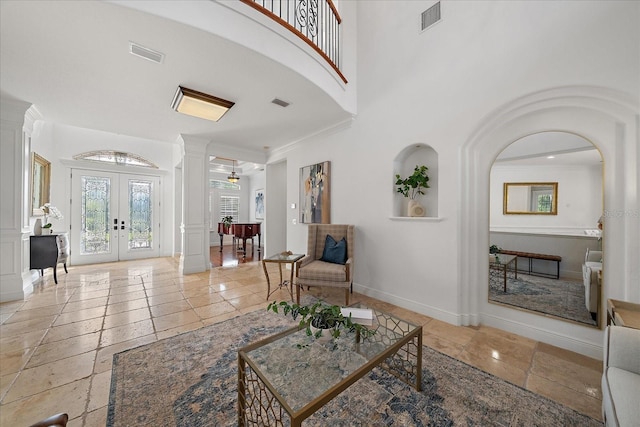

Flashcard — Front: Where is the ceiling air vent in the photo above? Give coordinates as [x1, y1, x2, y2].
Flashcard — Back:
[421, 2, 441, 31]
[271, 98, 290, 108]
[129, 42, 164, 64]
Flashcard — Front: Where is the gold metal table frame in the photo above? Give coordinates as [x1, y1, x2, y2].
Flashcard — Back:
[237, 306, 422, 426]
[489, 254, 518, 292]
[262, 252, 304, 302]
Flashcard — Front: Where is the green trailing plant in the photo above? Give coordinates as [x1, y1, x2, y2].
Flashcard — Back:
[221, 216, 233, 227]
[267, 300, 376, 346]
[395, 165, 430, 199]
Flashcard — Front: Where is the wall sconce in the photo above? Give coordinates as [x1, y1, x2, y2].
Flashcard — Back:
[171, 86, 234, 122]
[228, 160, 240, 183]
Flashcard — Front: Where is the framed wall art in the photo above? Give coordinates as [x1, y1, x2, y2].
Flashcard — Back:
[255, 189, 265, 220]
[31, 152, 51, 216]
[299, 161, 330, 224]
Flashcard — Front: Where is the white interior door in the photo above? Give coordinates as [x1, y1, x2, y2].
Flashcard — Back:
[71, 170, 160, 265]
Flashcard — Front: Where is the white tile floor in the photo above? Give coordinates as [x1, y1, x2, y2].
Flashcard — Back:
[0, 257, 603, 426]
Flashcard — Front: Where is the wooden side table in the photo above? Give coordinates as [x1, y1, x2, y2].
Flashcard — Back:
[607, 299, 640, 329]
[262, 252, 304, 302]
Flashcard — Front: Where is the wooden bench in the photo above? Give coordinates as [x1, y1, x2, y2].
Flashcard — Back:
[498, 250, 561, 279]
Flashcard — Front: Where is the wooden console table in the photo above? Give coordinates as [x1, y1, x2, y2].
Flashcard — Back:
[607, 299, 640, 329]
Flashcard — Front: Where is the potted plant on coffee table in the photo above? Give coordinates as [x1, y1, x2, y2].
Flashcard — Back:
[267, 300, 375, 345]
[395, 165, 430, 217]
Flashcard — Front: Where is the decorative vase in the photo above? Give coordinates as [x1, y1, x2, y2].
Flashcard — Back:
[34, 218, 42, 235]
[408, 199, 425, 217]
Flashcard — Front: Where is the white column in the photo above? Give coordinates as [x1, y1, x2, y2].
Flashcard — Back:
[178, 135, 209, 274]
[0, 96, 34, 302]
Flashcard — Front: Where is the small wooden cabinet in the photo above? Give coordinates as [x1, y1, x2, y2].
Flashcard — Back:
[607, 299, 640, 329]
[30, 233, 69, 284]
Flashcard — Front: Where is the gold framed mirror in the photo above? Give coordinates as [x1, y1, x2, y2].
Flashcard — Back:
[503, 182, 557, 215]
[31, 152, 51, 215]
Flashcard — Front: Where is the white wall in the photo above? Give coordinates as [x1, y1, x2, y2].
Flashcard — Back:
[267, 0, 639, 358]
[490, 164, 603, 232]
[265, 160, 287, 256]
[489, 231, 600, 280]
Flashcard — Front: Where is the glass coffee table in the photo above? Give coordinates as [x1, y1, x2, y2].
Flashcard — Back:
[237, 305, 422, 426]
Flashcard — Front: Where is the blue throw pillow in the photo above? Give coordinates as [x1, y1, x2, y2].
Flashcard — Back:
[320, 234, 347, 265]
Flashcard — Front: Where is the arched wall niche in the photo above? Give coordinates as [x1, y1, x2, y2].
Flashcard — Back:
[459, 86, 638, 358]
[392, 143, 439, 218]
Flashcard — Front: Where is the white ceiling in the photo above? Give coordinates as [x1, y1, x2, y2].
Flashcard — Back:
[0, 0, 352, 161]
[495, 132, 602, 166]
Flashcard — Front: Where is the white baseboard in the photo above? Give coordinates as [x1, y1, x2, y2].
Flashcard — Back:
[480, 312, 603, 359]
[352, 283, 460, 325]
[353, 283, 603, 360]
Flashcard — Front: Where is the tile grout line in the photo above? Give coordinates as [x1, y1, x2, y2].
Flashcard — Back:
[524, 340, 540, 390]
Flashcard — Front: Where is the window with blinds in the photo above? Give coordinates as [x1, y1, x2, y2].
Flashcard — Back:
[209, 180, 241, 229]
[220, 195, 240, 223]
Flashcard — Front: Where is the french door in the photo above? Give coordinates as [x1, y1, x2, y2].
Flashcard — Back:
[70, 169, 160, 265]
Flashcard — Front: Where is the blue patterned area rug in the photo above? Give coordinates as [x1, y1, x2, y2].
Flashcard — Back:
[107, 309, 601, 426]
[489, 274, 596, 326]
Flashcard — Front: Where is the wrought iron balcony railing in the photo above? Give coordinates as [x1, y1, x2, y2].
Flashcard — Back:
[240, 0, 347, 83]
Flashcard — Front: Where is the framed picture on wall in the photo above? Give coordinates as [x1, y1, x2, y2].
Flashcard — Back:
[299, 161, 330, 224]
[31, 152, 51, 216]
[255, 189, 265, 220]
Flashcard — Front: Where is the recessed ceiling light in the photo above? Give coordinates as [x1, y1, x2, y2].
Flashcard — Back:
[547, 155, 555, 159]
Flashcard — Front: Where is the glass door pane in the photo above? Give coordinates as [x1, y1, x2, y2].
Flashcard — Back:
[71, 170, 119, 265]
[129, 179, 153, 250]
[118, 174, 159, 260]
[80, 175, 111, 254]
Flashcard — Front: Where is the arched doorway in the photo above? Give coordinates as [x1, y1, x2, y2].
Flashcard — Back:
[458, 86, 638, 357]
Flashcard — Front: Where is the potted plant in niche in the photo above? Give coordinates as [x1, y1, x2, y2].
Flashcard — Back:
[267, 300, 375, 348]
[395, 165, 430, 217]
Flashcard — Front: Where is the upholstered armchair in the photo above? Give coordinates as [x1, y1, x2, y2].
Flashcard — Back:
[296, 224, 354, 305]
[583, 248, 602, 317]
[602, 326, 640, 427]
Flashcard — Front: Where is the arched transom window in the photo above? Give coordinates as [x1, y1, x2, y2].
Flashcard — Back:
[73, 151, 158, 168]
